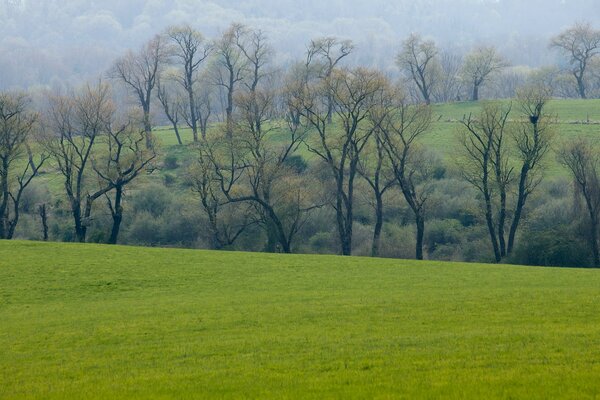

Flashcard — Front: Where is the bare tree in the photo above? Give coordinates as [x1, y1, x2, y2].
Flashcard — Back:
[397, 33, 438, 105]
[561, 139, 600, 267]
[461, 46, 508, 101]
[212, 23, 248, 137]
[203, 79, 318, 253]
[111, 35, 167, 148]
[92, 120, 156, 245]
[458, 90, 552, 262]
[297, 67, 385, 255]
[375, 85, 434, 260]
[0, 92, 47, 239]
[551, 22, 600, 99]
[165, 24, 212, 142]
[156, 76, 185, 145]
[306, 37, 354, 123]
[357, 130, 396, 257]
[507, 85, 554, 254]
[189, 143, 254, 250]
[46, 83, 114, 243]
[434, 51, 463, 102]
[459, 104, 512, 262]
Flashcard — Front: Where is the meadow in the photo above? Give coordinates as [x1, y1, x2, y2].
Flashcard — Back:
[2, 240, 600, 399]
[153, 98, 600, 179]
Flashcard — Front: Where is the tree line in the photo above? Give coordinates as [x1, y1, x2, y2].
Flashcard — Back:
[2, 22, 600, 267]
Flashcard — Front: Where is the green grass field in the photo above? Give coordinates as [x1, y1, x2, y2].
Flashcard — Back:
[2, 241, 600, 399]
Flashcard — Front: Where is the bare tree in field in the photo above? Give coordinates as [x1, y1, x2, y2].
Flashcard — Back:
[306, 37, 354, 123]
[551, 22, 600, 99]
[111, 35, 167, 148]
[203, 82, 317, 253]
[459, 104, 512, 262]
[357, 129, 396, 257]
[156, 76, 185, 145]
[189, 143, 255, 250]
[92, 120, 156, 245]
[0, 92, 47, 239]
[297, 67, 385, 256]
[374, 85, 434, 260]
[458, 88, 553, 262]
[434, 51, 463, 102]
[165, 24, 212, 142]
[212, 23, 248, 137]
[507, 85, 554, 254]
[46, 83, 114, 243]
[461, 46, 508, 101]
[561, 139, 600, 267]
[397, 33, 438, 105]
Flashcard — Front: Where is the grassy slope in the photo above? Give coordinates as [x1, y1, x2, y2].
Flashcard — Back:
[1, 241, 600, 399]
[154, 99, 600, 179]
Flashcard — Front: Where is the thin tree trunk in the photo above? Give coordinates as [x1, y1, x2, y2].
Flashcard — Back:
[472, 84, 479, 101]
[371, 191, 383, 257]
[108, 186, 123, 245]
[39, 204, 49, 241]
[415, 213, 425, 260]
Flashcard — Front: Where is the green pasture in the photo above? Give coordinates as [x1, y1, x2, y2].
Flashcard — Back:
[1, 241, 600, 399]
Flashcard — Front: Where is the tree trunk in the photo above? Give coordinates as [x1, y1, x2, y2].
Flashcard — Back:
[0, 162, 9, 239]
[39, 204, 49, 241]
[371, 191, 383, 257]
[415, 213, 425, 260]
[507, 165, 530, 255]
[471, 84, 479, 101]
[108, 186, 123, 245]
[143, 105, 153, 149]
[498, 186, 507, 258]
[72, 201, 86, 243]
[484, 189, 501, 262]
[187, 86, 198, 142]
[576, 75, 587, 100]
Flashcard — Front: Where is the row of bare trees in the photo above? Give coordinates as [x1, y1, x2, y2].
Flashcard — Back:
[106, 22, 600, 154]
[3, 21, 600, 267]
[397, 22, 600, 104]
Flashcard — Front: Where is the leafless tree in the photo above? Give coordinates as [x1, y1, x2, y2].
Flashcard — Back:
[551, 22, 600, 99]
[165, 24, 212, 142]
[111, 34, 167, 148]
[0, 92, 47, 239]
[397, 33, 438, 105]
[45, 83, 114, 243]
[189, 143, 255, 250]
[560, 139, 600, 267]
[507, 85, 554, 254]
[461, 46, 508, 101]
[92, 119, 156, 245]
[374, 85, 434, 260]
[156, 76, 185, 145]
[212, 23, 248, 137]
[203, 80, 318, 253]
[357, 130, 396, 257]
[306, 37, 354, 123]
[458, 89, 552, 262]
[434, 51, 463, 103]
[459, 104, 512, 262]
[297, 67, 385, 255]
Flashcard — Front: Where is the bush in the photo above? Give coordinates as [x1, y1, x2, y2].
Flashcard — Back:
[511, 227, 591, 268]
[163, 154, 179, 170]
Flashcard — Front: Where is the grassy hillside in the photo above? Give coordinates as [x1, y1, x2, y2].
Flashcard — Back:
[153, 99, 600, 179]
[2, 241, 600, 399]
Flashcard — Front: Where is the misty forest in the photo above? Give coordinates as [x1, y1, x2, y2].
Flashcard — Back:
[3, 0, 600, 268]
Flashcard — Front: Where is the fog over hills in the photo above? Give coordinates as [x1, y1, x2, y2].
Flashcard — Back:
[1, 0, 599, 88]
